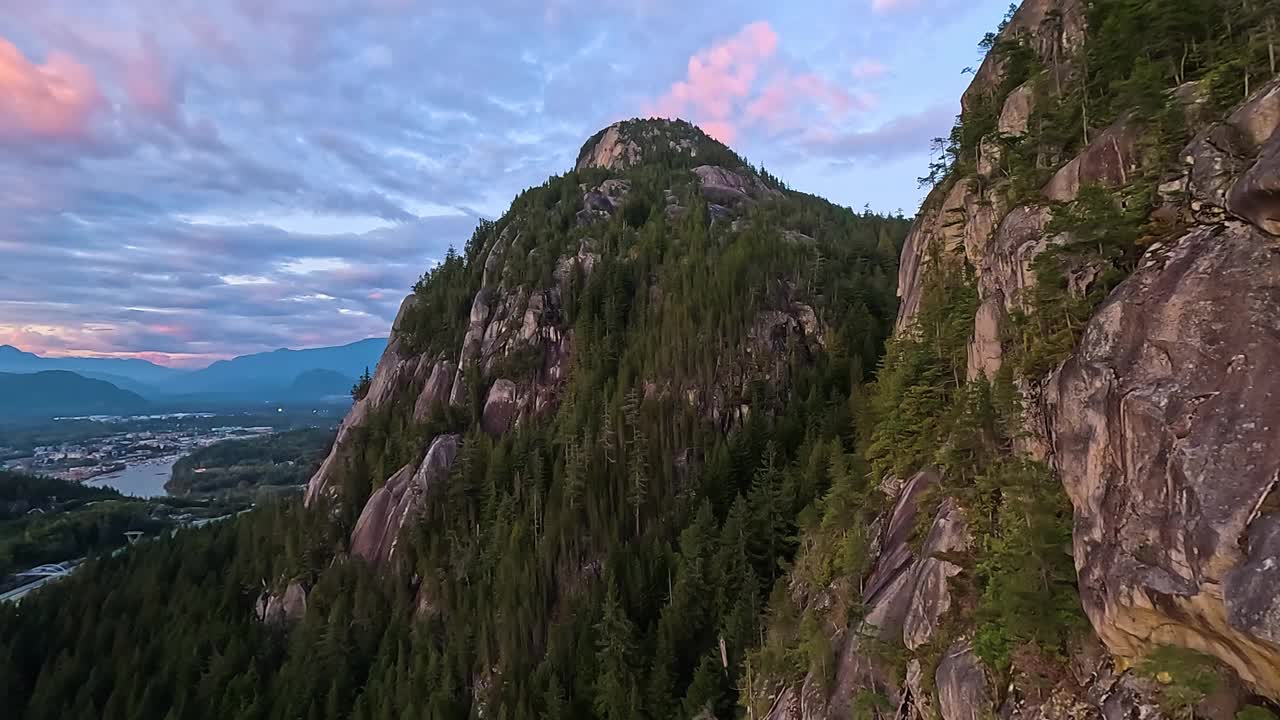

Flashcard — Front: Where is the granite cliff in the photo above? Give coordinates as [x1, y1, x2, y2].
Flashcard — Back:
[755, 1, 1280, 719]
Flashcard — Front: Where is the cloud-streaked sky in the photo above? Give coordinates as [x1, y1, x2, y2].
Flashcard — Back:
[0, 0, 1008, 367]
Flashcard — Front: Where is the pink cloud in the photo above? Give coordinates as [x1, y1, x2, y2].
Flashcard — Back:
[0, 37, 101, 142]
[0, 323, 224, 368]
[745, 73, 876, 134]
[646, 21, 778, 141]
[124, 35, 183, 122]
[852, 59, 888, 80]
[645, 21, 876, 146]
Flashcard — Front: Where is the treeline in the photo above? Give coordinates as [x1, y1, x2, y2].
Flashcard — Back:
[167, 429, 335, 496]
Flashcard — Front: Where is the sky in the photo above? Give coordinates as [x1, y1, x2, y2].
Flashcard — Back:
[0, 0, 1010, 368]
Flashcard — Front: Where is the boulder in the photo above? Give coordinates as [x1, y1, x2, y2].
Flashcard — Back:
[481, 379, 518, 435]
[255, 580, 308, 624]
[999, 82, 1035, 137]
[349, 435, 461, 566]
[692, 165, 779, 206]
[1226, 130, 1280, 235]
[1042, 119, 1141, 203]
[1185, 81, 1280, 214]
[1045, 220, 1280, 697]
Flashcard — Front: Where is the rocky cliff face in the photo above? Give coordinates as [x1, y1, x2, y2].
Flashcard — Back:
[767, 1, 1280, 718]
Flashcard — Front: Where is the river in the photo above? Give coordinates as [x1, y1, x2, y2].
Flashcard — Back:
[87, 456, 179, 498]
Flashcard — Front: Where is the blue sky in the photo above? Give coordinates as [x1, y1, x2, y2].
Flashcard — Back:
[0, 0, 1009, 366]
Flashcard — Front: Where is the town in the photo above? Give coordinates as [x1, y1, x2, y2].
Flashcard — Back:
[2, 422, 277, 482]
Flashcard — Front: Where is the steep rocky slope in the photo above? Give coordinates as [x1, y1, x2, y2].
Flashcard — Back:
[288, 117, 907, 716]
[754, 2, 1280, 719]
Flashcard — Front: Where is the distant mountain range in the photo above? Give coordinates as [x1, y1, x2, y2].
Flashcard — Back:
[0, 371, 150, 419]
[0, 338, 384, 420]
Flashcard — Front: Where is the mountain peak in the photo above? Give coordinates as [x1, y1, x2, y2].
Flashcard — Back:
[574, 118, 742, 173]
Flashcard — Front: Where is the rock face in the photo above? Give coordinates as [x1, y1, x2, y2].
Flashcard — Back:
[575, 119, 704, 172]
[845, 2, 1280, 718]
[350, 434, 461, 567]
[1046, 220, 1280, 695]
[1038, 77, 1280, 699]
[576, 124, 641, 171]
[1042, 119, 1142, 202]
[768, 471, 983, 720]
[255, 580, 308, 625]
[304, 295, 434, 506]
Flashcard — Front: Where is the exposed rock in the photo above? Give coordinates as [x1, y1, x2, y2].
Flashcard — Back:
[961, 0, 1085, 115]
[966, 204, 1055, 380]
[692, 165, 780, 206]
[1045, 220, 1280, 697]
[897, 179, 978, 331]
[576, 178, 632, 225]
[999, 82, 1035, 137]
[255, 580, 308, 624]
[576, 123, 642, 171]
[1185, 81, 1280, 214]
[350, 435, 461, 567]
[1224, 515, 1280, 646]
[305, 294, 432, 507]
[769, 471, 983, 719]
[1043, 120, 1141, 203]
[979, 135, 1005, 179]
[1226, 128, 1280, 235]
[414, 359, 456, 422]
[904, 499, 971, 651]
[481, 379, 518, 435]
[936, 642, 992, 720]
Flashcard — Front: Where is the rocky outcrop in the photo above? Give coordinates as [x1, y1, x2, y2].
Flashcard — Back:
[692, 165, 780, 206]
[966, 205, 1054, 380]
[414, 358, 456, 422]
[897, 178, 1007, 333]
[1037, 75, 1280, 699]
[305, 295, 434, 507]
[255, 580, 308, 625]
[481, 379, 518, 435]
[1042, 119, 1142, 202]
[1045, 220, 1280, 696]
[575, 119, 704, 172]
[961, 0, 1085, 115]
[350, 434, 460, 567]
[576, 124, 642, 171]
[768, 471, 980, 720]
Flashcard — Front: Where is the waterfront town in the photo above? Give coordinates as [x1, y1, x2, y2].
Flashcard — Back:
[1, 421, 276, 482]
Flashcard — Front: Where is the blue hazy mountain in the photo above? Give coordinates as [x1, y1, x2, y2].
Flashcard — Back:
[0, 345, 180, 386]
[160, 338, 384, 396]
[0, 370, 150, 419]
[0, 338, 385, 402]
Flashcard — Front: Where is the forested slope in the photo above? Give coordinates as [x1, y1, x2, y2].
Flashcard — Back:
[4, 1, 1279, 718]
[1, 118, 909, 719]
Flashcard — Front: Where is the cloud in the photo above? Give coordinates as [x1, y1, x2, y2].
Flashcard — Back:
[801, 103, 956, 164]
[646, 21, 878, 144]
[0, 37, 101, 142]
[851, 59, 888, 80]
[646, 21, 778, 143]
[0, 0, 1000, 363]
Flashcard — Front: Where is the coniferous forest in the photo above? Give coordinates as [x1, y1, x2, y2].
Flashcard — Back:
[4, 0, 1280, 718]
